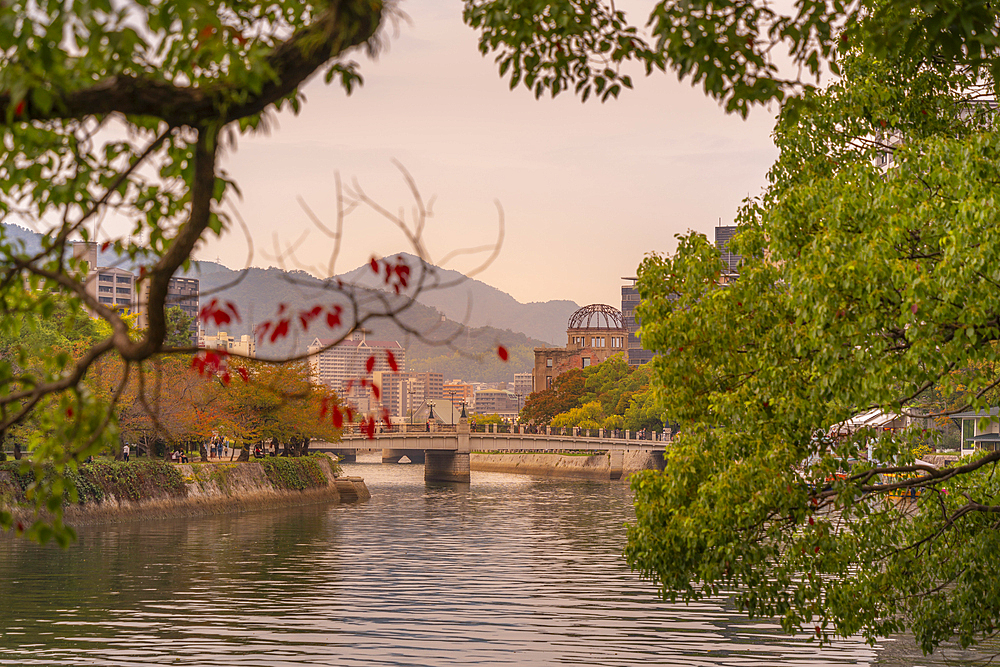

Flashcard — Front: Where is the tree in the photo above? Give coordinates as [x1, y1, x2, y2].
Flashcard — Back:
[626, 49, 1000, 654]
[520, 368, 586, 424]
[163, 307, 195, 349]
[3, 0, 999, 554]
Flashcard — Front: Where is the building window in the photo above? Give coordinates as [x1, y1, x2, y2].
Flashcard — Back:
[546, 358, 552, 368]
[99, 296, 113, 304]
[546, 376, 552, 389]
[116, 275, 131, 283]
[99, 285, 112, 293]
[116, 287, 130, 295]
[582, 357, 591, 368]
[99, 274, 113, 283]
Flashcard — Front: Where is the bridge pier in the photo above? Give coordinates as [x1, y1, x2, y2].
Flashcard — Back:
[331, 450, 357, 463]
[425, 451, 471, 482]
[425, 416, 471, 483]
[609, 449, 623, 480]
[382, 449, 426, 464]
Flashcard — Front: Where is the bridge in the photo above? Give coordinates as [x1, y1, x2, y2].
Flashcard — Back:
[312, 420, 668, 483]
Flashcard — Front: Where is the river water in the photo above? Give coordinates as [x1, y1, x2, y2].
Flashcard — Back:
[0, 457, 992, 666]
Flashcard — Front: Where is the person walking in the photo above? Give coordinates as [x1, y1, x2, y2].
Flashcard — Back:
[122, 443, 130, 462]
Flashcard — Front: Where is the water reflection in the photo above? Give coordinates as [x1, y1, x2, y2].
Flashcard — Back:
[0, 457, 989, 665]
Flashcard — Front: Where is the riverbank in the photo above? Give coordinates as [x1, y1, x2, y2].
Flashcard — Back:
[470, 449, 664, 480]
[0, 454, 370, 526]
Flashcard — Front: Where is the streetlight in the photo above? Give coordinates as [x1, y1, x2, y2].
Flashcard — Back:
[407, 382, 415, 425]
[445, 388, 458, 424]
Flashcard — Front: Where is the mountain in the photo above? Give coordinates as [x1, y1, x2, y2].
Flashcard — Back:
[185, 261, 544, 381]
[2, 224, 578, 382]
[335, 252, 579, 345]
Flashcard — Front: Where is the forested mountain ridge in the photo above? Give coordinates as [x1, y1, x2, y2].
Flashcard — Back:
[1, 224, 557, 382]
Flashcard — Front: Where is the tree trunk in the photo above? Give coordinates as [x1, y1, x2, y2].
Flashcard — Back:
[199, 441, 209, 462]
[300, 437, 311, 456]
[12, 440, 20, 460]
[238, 445, 249, 461]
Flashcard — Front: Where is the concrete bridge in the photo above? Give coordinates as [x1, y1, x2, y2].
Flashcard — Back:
[312, 421, 668, 483]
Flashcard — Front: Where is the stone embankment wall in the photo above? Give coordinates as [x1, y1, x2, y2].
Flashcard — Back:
[0, 454, 369, 526]
[470, 448, 664, 480]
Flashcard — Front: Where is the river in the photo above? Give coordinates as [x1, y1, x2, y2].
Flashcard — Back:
[0, 456, 992, 666]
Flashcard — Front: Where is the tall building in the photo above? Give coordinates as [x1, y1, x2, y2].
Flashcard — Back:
[620, 277, 651, 367]
[307, 330, 405, 395]
[715, 225, 742, 280]
[74, 242, 136, 314]
[137, 276, 200, 344]
[514, 372, 533, 401]
[372, 370, 444, 418]
[620, 226, 737, 367]
[472, 388, 519, 417]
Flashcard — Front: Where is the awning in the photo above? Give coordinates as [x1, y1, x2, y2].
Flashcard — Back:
[970, 433, 1000, 442]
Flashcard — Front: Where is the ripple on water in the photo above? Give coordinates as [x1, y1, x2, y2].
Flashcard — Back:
[0, 459, 986, 666]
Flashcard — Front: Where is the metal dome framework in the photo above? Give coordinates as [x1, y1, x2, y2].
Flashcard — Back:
[567, 304, 625, 330]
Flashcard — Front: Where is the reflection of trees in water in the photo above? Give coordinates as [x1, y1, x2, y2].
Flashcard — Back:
[0, 503, 336, 629]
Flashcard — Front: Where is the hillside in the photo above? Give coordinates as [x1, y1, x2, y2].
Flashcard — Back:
[2, 224, 574, 382]
[335, 252, 579, 345]
[187, 261, 545, 381]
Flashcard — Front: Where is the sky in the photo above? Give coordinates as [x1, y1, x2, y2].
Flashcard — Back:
[195, 0, 781, 309]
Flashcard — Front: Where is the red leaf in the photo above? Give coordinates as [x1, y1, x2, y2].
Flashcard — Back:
[277, 303, 287, 315]
[66, 407, 74, 418]
[332, 406, 343, 428]
[212, 311, 231, 326]
[225, 301, 241, 322]
[199, 299, 219, 323]
[497, 345, 509, 361]
[299, 314, 310, 331]
[345, 407, 354, 423]
[326, 306, 341, 329]
[386, 350, 398, 372]
[366, 355, 375, 373]
[372, 384, 381, 400]
[381, 408, 392, 425]
[100, 241, 111, 252]
[363, 417, 376, 439]
[256, 321, 271, 341]
[269, 319, 289, 343]
[319, 397, 329, 419]
[14, 100, 24, 116]
[370, 257, 379, 273]
[220, 371, 231, 385]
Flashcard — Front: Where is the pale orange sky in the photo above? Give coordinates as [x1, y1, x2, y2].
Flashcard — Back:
[196, 0, 780, 308]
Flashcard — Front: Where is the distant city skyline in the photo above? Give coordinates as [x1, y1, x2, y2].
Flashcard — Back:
[160, 0, 779, 308]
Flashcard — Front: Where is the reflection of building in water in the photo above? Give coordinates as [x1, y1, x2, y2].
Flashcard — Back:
[533, 304, 626, 391]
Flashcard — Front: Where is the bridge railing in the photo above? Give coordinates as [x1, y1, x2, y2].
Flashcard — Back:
[334, 425, 674, 443]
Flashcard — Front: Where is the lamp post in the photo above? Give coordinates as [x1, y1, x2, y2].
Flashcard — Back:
[427, 400, 435, 422]
[445, 388, 458, 425]
[407, 382, 415, 425]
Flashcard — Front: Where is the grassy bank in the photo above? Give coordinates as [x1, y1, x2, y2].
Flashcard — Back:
[0, 455, 339, 509]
